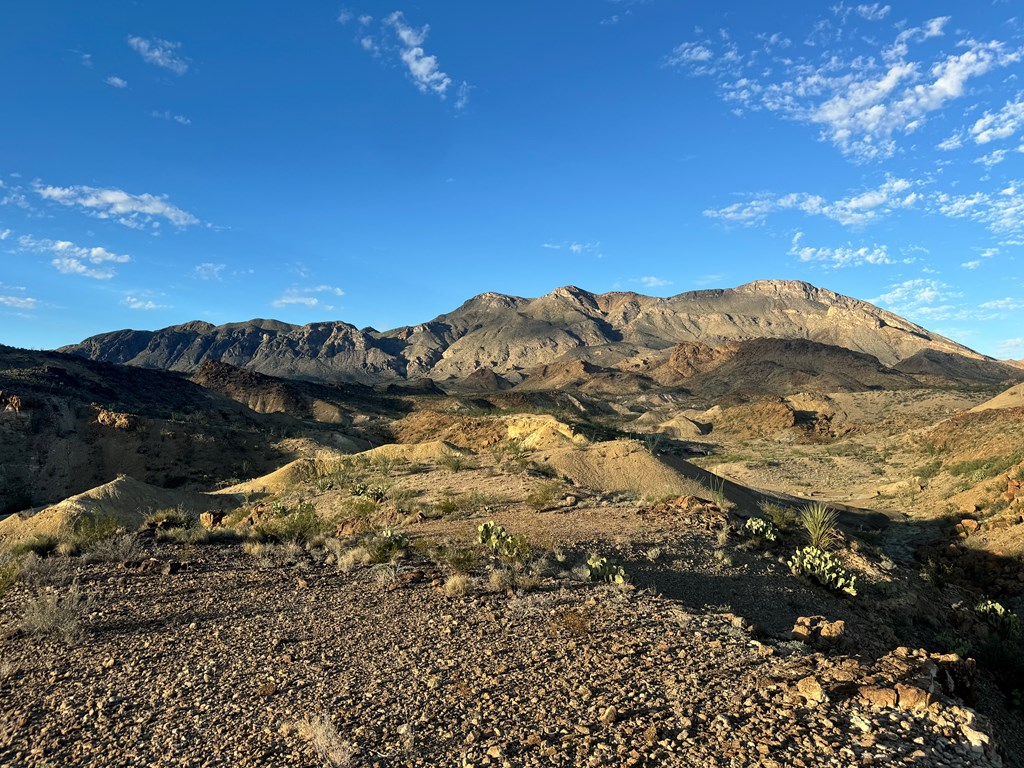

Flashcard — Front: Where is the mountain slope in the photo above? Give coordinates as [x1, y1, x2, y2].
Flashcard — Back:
[59, 280, 991, 385]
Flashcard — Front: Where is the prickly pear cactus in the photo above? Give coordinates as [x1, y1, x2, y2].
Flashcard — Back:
[788, 546, 857, 596]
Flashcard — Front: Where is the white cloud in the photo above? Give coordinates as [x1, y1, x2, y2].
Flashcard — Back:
[971, 96, 1024, 144]
[706, 177, 918, 226]
[975, 148, 1011, 167]
[122, 294, 165, 310]
[193, 262, 225, 280]
[351, 12, 468, 108]
[0, 228, 10, 240]
[634, 276, 672, 288]
[542, 241, 602, 254]
[980, 297, 1024, 310]
[151, 110, 191, 125]
[127, 36, 189, 75]
[937, 131, 964, 151]
[855, 4, 890, 21]
[667, 16, 1022, 161]
[105, 76, 128, 88]
[961, 260, 981, 269]
[271, 285, 345, 309]
[788, 231, 893, 267]
[997, 337, 1024, 357]
[385, 12, 453, 98]
[35, 183, 199, 228]
[19, 235, 130, 280]
[935, 184, 1024, 233]
[0, 295, 38, 310]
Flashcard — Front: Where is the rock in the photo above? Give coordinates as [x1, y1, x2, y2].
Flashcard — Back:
[959, 519, 980, 535]
[199, 511, 227, 529]
[600, 706, 618, 725]
[960, 724, 989, 750]
[857, 686, 897, 708]
[257, 683, 278, 697]
[895, 684, 933, 711]
[791, 616, 845, 648]
[160, 561, 183, 576]
[795, 676, 825, 704]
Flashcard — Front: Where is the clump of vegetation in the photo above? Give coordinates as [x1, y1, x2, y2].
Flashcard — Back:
[788, 546, 857, 596]
[800, 502, 841, 550]
[489, 438, 530, 470]
[350, 482, 387, 503]
[743, 516, 779, 543]
[976, 599, 1021, 638]
[759, 500, 797, 531]
[443, 573, 470, 596]
[438, 448, 475, 472]
[254, 500, 327, 543]
[298, 715, 353, 768]
[477, 521, 530, 563]
[586, 554, 627, 584]
[9, 534, 59, 558]
[0, 550, 19, 597]
[144, 508, 195, 530]
[434, 545, 480, 574]
[549, 606, 591, 636]
[19, 581, 93, 645]
[361, 527, 409, 564]
[525, 480, 563, 511]
[81, 533, 142, 564]
[66, 514, 121, 552]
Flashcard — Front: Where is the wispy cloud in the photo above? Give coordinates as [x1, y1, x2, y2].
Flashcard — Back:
[997, 337, 1024, 357]
[34, 182, 199, 228]
[0, 291, 38, 310]
[105, 76, 128, 89]
[962, 260, 982, 269]
[541, 241, 602, 255]
[934, 183, 1024, 234]
[193, 262, 225, 280]
[122, 293, 166, 310]
[667, 14, 1022, 161]
[788, 231, 894, 267]
[18, 235, 130, 280]
[343, 10, 469, 108]
[151, 110, 191, 125]
[632, 276, 672, 288]
[271, 285, 345, 310]
[127, 36, 189, 75]
[705, 177, 919, 226]
[971, 95, 1024, 144]
[0, 228, 10, 240]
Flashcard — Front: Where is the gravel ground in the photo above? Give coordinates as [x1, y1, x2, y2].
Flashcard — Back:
[0, 540, 1010, 768]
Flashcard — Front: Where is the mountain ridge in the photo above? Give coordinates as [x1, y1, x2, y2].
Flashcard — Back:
[58, 279, 1001, 386]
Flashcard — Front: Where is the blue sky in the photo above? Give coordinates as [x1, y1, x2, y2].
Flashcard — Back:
[2, 2, 1024, 359]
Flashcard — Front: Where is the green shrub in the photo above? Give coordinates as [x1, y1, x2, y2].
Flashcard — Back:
[525, 480, 563, 511]
[67, 514, 121, 551]
[788, 546, 857, 596]
[362, 527, 409, 564]
[800, 503, 841, 550]
[759, 501, 797, 531]
[743, 517, 779, 543]
[254, 500, 326, 543]
[143, 508, 195, 530]
[438, 449, 475, 472]
[9, 535, 59, 558]
[586, 554, 627, 584]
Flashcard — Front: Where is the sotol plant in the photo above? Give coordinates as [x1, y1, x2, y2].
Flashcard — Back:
[788, 546, 857, 596]
[800, 502, 841, 550]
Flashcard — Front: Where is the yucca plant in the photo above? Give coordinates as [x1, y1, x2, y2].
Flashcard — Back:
[800, 502, 841, 550]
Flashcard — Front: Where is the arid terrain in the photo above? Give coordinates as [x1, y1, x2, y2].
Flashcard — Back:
[3, 281, 1024, 767]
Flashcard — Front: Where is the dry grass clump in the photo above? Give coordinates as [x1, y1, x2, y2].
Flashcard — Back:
[19, 582, 93, 645]
[438, 448, 476, 472]
[298, 715, 353, 767]
[443, 573, 470, 596]
[525, 480, 564, 510]
[81, 533, 142, 564]
[549, 606, 591, 636]
[337, 546, 372, 573]
[17, 553, 73, 587]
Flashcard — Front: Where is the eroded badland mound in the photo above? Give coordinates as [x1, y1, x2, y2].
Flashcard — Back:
[3, 282, 1024, 766]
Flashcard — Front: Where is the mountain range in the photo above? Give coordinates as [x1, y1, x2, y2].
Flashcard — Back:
[59, 280, 1020, 392]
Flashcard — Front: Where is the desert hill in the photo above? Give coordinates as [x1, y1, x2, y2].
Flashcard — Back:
[59, 281, 1011, 389]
